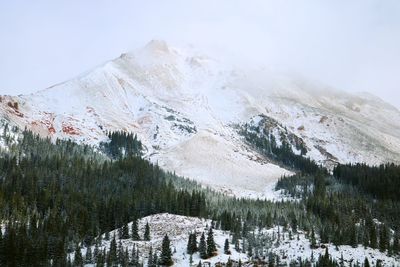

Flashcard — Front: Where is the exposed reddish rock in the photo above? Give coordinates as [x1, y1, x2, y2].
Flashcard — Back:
[62, 123, 80, 135]
[48, 126, 56, 134]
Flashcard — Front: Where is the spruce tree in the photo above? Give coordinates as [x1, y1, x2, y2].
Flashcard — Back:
[234, 238, 240, 252]
[187, 233, 193, 254]
[153, 252, 158, 267]
[159, 234, 173, 266]
[148, 246, 154, 267]
[109, 235, 117, 264]
[131, 219, 140, 241]
[364, 257, 370, 267]
[93, 243, 99, 263]
[350, 224, 357, 248]
[131, 245, 138, 265]
[117, 240, 124, 265]
[224, 238, 230, 254]
[122, 223, 130, 239]
[199, 232, 207, 259]
[191, 233, 198, 253]
[370, 225, 377, 249]
[187, 233, 198, 254]
[310, 227, 317, 249]
[144, 222, 151, 241]
[379, 225, 389, 252]
[206, 228, 217, 257]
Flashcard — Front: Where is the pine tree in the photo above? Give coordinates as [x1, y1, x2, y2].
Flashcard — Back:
[379, 225, 389, 252]
[224, 238, 231, 254]
[370, 225, 377, 249]
[364, 257, 370, 267]
[191, 233, 198, 253]
[187, 233, 194, 254]
[310, 227, 317, 249]
[350, 224, 357, 248]
[122, 223, 130, 239]
[206, 228, 217, 257]
[109, 235, 117, 264]
[117, 240, 125, 265]
[159, 234, 173, 266]
[93, 243, 99, 263]
[148, 246, 154, 267]
[131, 219, 140, 241]
[153, 252, 158, 267]
[144, 222, 151, 241]
[187, 233, 198, 254]
[231, 238, 238, 253]
[199, 232, 207, 259]
[247, 240, 253, 258]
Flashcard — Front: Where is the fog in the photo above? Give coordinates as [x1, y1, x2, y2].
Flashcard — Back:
[0, 0, 399, 108]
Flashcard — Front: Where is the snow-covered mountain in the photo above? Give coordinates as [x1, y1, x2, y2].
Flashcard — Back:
[1, 40, 400, 197]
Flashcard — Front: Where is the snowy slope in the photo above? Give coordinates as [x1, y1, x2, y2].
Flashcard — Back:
[1, 40, 400, 197]
[75, 213, 400, 267]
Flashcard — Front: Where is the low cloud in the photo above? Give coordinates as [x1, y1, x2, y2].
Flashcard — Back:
[0, 0, 399, 107]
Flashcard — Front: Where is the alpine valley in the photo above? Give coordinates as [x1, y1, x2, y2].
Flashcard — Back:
[0, 41, 399, 266]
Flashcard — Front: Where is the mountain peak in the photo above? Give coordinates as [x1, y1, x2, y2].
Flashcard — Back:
[144, 39, 171, 54]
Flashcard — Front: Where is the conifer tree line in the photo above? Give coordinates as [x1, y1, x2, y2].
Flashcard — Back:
[186, 227, 217, 260]
[0, 124, 398, 266]
[100, 131, 143, 159]
[276, 171, 400, 255]
[333, 163, 400, 201]
[239, 122, 325, 175]
[0, 129, 207, 265]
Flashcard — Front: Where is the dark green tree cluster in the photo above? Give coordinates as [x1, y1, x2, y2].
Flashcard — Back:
[276, 166, 400, 254]
[100, 130, 143, 159]
[315, 248, 337, 267]
[0, 130, 207, 265]
[159, 234, 173, 266]
[187, 232, 198, 255]
[240, 124, 325, 174]
[333, 163, 400, 201]
[198, 228, 217, 259]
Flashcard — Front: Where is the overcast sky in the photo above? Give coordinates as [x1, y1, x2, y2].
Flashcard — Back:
[1, 0, 399, 108]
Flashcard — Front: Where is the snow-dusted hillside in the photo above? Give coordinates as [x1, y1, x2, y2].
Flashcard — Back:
[74, 213, 399, 267]
[1, 40, 400, 197]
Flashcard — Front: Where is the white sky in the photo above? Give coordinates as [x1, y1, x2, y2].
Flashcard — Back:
[0, 0, 399, 108]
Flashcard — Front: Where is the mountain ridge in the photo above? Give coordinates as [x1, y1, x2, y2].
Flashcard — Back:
[1, 40, 399, 198]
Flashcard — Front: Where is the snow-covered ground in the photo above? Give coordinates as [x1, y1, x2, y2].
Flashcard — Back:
[1, 40, 400, 198]
[76, 213, 400, 266]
